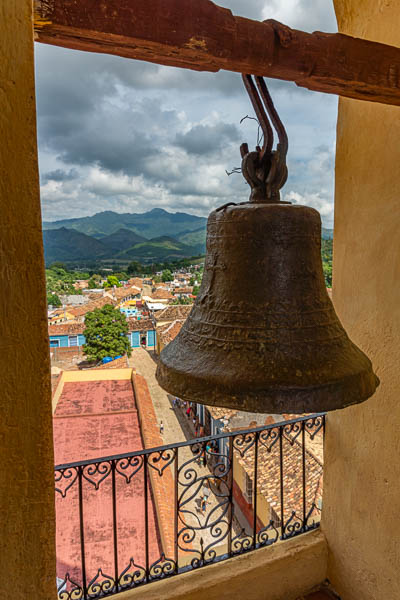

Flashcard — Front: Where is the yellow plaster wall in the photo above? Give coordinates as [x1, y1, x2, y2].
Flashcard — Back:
[322, 2, 400, 598]
[52, 369, 133, 413]
[119, 529, 327, 600]
[0, 2, 56, 598]
[232, 452, 270, 526]
[61, 368, 133, 382]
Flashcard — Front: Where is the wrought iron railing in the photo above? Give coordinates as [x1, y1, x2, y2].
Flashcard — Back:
[55, 413, 325, 599]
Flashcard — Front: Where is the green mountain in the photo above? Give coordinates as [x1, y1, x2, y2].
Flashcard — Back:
[177, 226, 207, 253]
[116, 236, 201, 261]
[43, 208, 207, 239]
[178, 224, 333, 249]
[322, 227, 333, 240]
[101, 228, 147, 252]
[43, 228, 109, 263]
[42, 209, 333, 265]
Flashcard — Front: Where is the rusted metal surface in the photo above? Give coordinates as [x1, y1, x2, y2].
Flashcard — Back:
[156, 203, 379, 413]
[240, 75, 288, 204]
[33, 0, 400, 106]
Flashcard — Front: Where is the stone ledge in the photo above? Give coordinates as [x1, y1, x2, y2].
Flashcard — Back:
[117, 528, 328, 600]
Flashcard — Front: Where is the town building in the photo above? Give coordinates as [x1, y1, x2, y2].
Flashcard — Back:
[49, 319, 157, 351]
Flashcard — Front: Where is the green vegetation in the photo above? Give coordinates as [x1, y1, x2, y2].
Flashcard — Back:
[172, 296, 193, 305]
[321, 239, 333, 288]
[87, 278, 98, 289]
[103, 275, 122, 288]
[46, 265, 84, 298]
[83, 304, 131, 362]
[161, 269, 173, 282]
[127, 261, 142, 275]
[47, 292, 61, 307]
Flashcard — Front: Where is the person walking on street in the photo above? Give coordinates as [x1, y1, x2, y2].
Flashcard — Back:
[202, 480, 210, 502]
[160, 420, 164, 435]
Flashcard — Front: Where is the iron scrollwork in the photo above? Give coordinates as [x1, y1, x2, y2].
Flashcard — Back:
[55, 412, 325, 598]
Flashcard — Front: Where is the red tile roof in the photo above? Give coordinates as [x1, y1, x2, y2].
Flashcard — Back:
[127, 318, 155, 331]
[236, 427, 323, 523]
[68, 297, 116, 317]
[155, 304, 192, 322]
[147, 289, 173, 300]
[128, 277, 144, 288]
[49, 323, 85, 335]
[173, 287, 193, 294]
[158, 320, 184, 345]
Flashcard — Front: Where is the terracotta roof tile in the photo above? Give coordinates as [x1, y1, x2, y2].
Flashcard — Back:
[158, 320, 184, 345]
[127, 318, 155, 331]
[235, 426, 323, 523]
[128, 277, 144, 288]
[68, 297, 116, 317]
[148, 289, 173, 300]
[155, 304, 193, 322]
[173, 287, 193, 294]
[49, 323, 85, 335]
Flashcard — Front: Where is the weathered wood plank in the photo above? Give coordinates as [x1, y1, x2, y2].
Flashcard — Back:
[34, 0, 400, 106]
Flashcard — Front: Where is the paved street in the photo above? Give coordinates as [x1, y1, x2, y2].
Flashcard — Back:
[128, 348, 241, 563]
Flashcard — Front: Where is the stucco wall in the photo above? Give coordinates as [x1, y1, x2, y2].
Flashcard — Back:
[0, 2, 56, 598]
[322, 2, 400, 598]
[118, 529, 327, 600]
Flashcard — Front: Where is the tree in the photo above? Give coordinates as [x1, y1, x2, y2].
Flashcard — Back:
[103, 275, 121, 288]
[49, 261, 68, 271]
[87, 278, 98, 289]
[172, 296, 193, 305]
[83, 304, 131, 361]
[192, 285, 200, 296]
[47, 292, 61, 307]
[161, 269, 173, 282]
[113, 271, 128, 281]
[127, 260, 142, 275]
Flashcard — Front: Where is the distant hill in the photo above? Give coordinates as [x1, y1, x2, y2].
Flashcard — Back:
[101, 228, 147, 252]
[42, 208, 333, 265]
[176, 226, 207, 253]
[116, 236, 201, 261]
[43, 208, 207, 239]
[43, 228, 109, 263]
[322, 227, 333, 240]
[177, 224, 333, 248]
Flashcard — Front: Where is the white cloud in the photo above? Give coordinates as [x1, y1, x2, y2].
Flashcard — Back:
[36, 0, 338, 227]
[284, 190, 334, 226]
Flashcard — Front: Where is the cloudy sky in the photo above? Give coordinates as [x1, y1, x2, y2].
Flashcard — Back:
[35, 0, 338, 227]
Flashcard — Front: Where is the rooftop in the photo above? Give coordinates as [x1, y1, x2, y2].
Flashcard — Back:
[155, 304, 193, 322]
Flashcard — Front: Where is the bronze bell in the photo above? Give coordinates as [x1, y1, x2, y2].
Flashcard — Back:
[155, 75, 379, 413]
[156, 203, 379, 413]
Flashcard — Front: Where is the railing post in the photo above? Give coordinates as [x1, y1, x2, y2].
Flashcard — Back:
[302, 421, 306, 531]
[174, 447, 179, 573]
[144, 454, 149, 582]
[279, 426, 285, 540]
[253, 431, 259, 548]
[227, 436, 234, 557]
[111, 459, 119, 593]
[78, 466, 88, 599]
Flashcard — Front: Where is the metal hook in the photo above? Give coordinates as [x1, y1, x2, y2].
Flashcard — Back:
[241, 75, 288, 204]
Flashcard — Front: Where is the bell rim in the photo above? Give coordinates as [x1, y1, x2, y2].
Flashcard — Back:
[156, 361, 379, 414]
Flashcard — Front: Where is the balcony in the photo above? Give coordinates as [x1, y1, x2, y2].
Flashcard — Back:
[55, 413, 325, 599]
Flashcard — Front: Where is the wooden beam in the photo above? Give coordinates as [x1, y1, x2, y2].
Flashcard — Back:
[34, 0, 400, 106]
